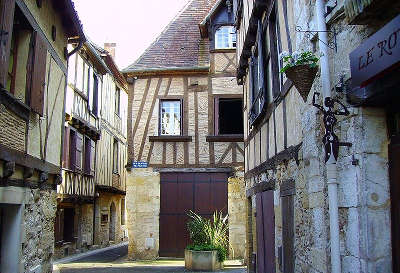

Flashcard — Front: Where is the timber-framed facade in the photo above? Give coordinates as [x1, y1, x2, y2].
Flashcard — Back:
[123, 0, 247, 261]
[235, 0, 399, 272]
[54, 40, 129, 259]
[0, 0, 84, 271]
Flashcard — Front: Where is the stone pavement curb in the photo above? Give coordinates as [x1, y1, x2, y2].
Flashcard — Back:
[52, 242, 129, 265]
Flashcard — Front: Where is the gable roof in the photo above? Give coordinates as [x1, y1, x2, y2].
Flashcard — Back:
[122, 0, 219, 74]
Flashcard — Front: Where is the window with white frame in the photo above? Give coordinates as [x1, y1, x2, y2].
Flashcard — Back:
[215, 26, 236, 49]
[160, 100, 182, 135]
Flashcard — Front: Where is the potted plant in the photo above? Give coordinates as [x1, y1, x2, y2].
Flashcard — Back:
[185, 211, 229, 271]
[280, 51, 319, 102]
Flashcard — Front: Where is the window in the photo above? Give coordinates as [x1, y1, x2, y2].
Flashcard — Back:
[69, 130, 83, 172]
[91, 73, 99, 116]
[84, 136, 95, 176]
[115, 87, 120, 116]
[0, 5, 47, 116]
[215, 97, 243, 135]
[113, 138, 119, 174]
[249, 17, 278, 125]
[215, 26, 236, 49]
[160, 100, 182, 135]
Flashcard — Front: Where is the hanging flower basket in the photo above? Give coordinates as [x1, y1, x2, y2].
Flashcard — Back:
[280, 51, 319, 102]
[284, 64, 318, 102]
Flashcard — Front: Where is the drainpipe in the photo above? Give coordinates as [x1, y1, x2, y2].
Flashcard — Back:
[316, 1, 341, 273]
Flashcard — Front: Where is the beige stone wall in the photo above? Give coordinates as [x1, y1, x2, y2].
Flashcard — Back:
[126, 168, 160, 260]
[94, 193, 127, 247]
[228, 169, 247, 259]
[22, 189, 57, 273]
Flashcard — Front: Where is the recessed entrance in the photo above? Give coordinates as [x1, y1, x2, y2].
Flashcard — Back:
[109, 202, 116, 242]
[159, 172, 228, 257]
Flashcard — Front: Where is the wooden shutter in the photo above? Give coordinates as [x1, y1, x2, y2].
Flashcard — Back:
[92, 74, 99, 116]
[256, 190, 276, 273]
[269, 14, 280, 99]
[62, 126, 71, 168]
[0, 0, 15, 88]
[75, 132, 83, 171]
[90, 140, 95, 176]
[70, 130, 83, 172]
[30, 31, 47, 116]
[257, 19, 265, 104]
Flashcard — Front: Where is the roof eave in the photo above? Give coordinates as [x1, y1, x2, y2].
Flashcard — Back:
[122, 66, 210, 77]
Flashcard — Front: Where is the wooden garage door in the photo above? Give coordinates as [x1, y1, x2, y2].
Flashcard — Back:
[159, 172, 228, 257]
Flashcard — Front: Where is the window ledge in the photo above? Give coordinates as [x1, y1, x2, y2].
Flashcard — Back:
[0, 88, 31, 121]
[210, 49, 236, 53]
[206, 135, 244, 142]
[149, 136, 193, 142]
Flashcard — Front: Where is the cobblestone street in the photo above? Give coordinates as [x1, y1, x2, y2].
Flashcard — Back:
[53, 245, 246, 273]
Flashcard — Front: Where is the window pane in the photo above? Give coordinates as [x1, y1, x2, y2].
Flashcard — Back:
[161, 100, 181, 135]
[215, 26, 236, 49]
[218, 98, 243, 135]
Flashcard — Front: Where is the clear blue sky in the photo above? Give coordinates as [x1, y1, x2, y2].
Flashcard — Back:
[73, 0, 189, 69]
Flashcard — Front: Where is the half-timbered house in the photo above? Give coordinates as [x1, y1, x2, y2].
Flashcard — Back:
[235, 0, 399, 272]
[93, 43, 128, 248]
[0, 0, 84, 271]
[122, 0, 247, 260]
[55, 40, 128, 258]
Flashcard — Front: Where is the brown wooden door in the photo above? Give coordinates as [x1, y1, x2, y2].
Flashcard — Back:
[389, 135, 400, 273]
[256, 190, 275, 273]
[159, 172, 228, 257]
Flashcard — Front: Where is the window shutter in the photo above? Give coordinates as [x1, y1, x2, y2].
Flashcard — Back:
[75, 132, 83, 171]
[62, 126, 70, 168]
[90, 140, 95, 176]
[87, 67, 92, 111]
[0, 0, 15, 88]
[257, 20, 265, 105]
[30, 32, 47, 116]
[70, 131, 83, 172]
[92, 74, 99, 116]
[84, 137, 91, 174]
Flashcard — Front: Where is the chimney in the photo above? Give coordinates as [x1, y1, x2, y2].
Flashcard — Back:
[104, 42, 116, 60]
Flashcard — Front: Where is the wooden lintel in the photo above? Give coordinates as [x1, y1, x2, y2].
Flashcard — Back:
[155, 167, 234, 173]
[149, 136, 193, 142]
[246, 179, 276, 197]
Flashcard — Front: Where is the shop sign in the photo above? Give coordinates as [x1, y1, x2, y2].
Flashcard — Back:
[132, 161, 148, 168]
[350, 15, 400, 88]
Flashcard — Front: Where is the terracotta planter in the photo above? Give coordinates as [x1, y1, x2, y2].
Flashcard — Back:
[184, 249, 224, 271]
[284, 64, 318, 102]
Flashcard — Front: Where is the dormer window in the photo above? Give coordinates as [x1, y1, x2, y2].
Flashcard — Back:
[215, 26, 236, 49]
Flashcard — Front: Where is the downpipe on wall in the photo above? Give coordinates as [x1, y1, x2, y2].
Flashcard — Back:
[316, 0, 342, 272]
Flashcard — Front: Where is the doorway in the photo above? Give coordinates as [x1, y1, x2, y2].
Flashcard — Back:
[109, 202, 116, 242]
[159, 172, 228, 257]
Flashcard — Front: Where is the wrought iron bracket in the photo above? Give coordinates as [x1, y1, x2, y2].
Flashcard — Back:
[312, 92, 352, 163]
[295, 26, 337, 52]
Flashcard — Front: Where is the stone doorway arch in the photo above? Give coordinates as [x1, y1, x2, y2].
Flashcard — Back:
[109, 202, 116, 242]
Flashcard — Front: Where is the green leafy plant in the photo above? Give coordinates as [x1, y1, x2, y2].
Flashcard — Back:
[279, 51, 319, 73]
[186, 210, 229, 262]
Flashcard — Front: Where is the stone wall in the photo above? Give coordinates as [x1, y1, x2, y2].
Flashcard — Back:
[126, 167, 247, 260]
[22, 189, 57, 273]
[228, 168, 247, 260]
[126, 168, 160, 260]
[94, 193, 127, 247]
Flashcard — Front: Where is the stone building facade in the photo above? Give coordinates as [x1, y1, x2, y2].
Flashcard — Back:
[235, 0, 399, 272]
[54, 40, 129, 259]
[0, 0, 84, 272]
[122, 0, 247, 261]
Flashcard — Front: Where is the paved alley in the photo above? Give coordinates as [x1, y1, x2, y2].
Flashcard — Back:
[54, 244, 246, 273]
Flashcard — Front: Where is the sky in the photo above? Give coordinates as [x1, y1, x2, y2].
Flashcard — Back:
[72, 0, 190, 70]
